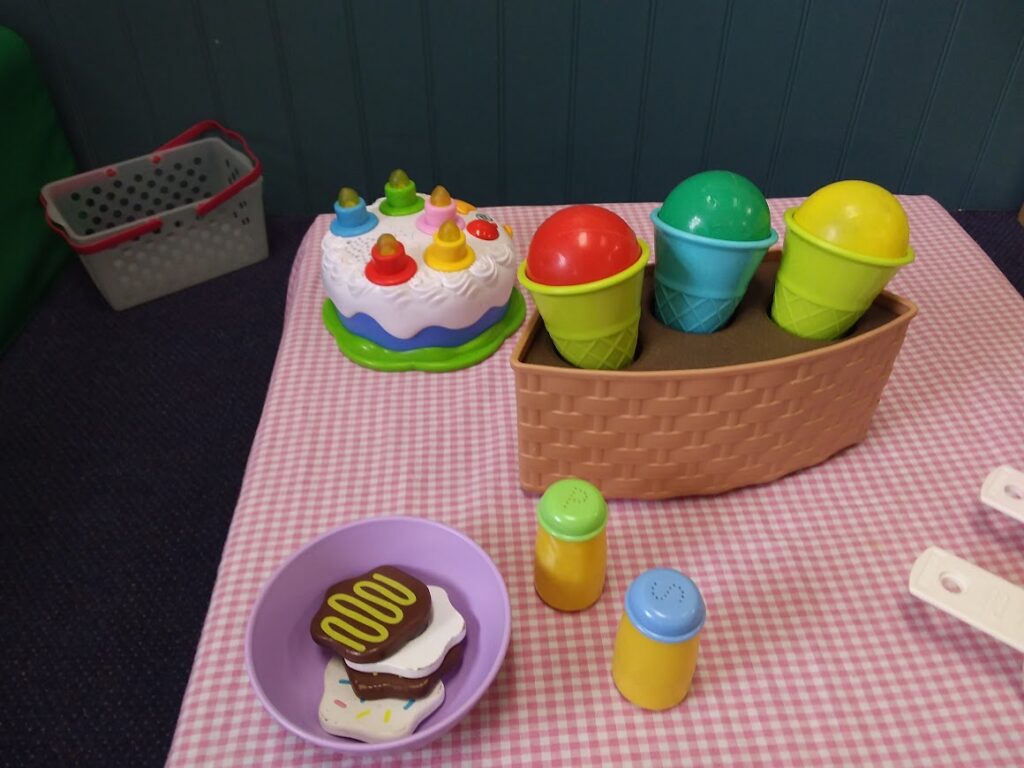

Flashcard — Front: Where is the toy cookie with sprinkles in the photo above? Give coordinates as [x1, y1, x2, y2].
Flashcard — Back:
[310, 565, 432, 663]
[319, 656, 445, 743]
[345, 641, 464, 700]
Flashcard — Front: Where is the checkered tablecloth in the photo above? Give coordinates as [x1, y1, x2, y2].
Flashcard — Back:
[166, 198, 1024, 767]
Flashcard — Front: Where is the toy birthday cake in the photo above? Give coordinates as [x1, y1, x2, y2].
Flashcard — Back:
[321, 170, 525, 372]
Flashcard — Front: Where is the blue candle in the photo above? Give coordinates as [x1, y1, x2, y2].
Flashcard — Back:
[330, 187, 378, 237]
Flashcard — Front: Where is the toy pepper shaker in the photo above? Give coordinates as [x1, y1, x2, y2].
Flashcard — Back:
[533, 478, 607, 611]
[612, 568, 706, 710]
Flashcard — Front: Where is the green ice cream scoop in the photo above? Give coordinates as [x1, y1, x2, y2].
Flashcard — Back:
[659, 170, 771, 242]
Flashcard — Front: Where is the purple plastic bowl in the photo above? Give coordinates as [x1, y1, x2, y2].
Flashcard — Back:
[245, 516, 511, 757]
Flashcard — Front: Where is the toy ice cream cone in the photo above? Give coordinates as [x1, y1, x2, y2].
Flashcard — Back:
[652, 171, 777, 334]
[771, 181, 915, 340]
[651, 215, 777, 333]
[518, 206, 648, 370]
[518, 246, 647, 370]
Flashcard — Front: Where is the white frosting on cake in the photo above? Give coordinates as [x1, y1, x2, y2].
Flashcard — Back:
[321, 195, 517, 339]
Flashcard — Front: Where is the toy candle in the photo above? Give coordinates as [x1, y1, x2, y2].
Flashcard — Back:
[365, 233, 417, 286]
[533, 478, 607, 612]
[380, 168, 425, 216]
[330, 186, 378, 237]
[424, 219, 475, 272]
[416, 184, 465, 234]
[612, 568, 706, 710]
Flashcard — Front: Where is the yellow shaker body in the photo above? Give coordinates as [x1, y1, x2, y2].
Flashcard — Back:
[534, 527, 606, 612]
[611, 612, 701, 710]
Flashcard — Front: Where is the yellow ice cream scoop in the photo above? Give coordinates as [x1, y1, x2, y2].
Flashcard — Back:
[792, 180, 910, 261]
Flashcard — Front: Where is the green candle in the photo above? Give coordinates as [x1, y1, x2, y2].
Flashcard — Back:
[381, 168, 425, 216]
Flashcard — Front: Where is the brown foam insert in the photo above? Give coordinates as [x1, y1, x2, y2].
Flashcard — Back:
[522, 255, 899, 371]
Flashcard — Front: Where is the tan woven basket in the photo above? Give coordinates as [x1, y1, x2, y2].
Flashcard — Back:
[511, 257, 917, 499]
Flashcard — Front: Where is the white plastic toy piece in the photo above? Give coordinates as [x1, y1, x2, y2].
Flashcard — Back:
[980, 466, 1024, 525]
[319, 656, 445, 743]
[908, 547, 1024, 654]
[346, 585, 466, 678]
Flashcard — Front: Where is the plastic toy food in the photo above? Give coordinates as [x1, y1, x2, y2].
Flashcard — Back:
[518, 205, 648, 370]
[612, 568, 706, 710]
[319, 656, 446, 743]
[772, 180, 915, 340]
[346, 643, 464, 700]
[533, 478, 608, 611]
[310, 566, 432, 663]
[320, 169, 525, 371]
[344, 585, 466, 679]
[792, 180, 910, 260]
[659, 170, 772, 241]
[651, 170, 778, 334]
[311, 566, 468, 743]
[525, 205, 641, 286]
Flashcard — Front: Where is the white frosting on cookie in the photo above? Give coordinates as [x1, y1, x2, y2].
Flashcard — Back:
[321, 196, 517, 339]
[346, 585, 466, 679]
[319, 655, 444, 743]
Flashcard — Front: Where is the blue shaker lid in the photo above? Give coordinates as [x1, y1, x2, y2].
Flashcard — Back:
[625, 568, 706, 643]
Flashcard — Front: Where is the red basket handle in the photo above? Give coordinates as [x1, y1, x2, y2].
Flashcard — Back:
[40, 120, 263, 255]
[155, 119, 263, 216]
[40, 192, 163, 255]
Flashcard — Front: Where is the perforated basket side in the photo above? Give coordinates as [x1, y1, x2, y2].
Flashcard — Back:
[79, 177, 267, 310]
[40, 126, 267, 309]
[512, 292, 916, 500]
[42, 137, 252, 243]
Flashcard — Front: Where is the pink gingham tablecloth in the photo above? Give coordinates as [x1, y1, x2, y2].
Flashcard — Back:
[167, 197, 1024, 767]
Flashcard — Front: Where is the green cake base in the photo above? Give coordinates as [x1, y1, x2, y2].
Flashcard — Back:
[323, 288, 526, 372]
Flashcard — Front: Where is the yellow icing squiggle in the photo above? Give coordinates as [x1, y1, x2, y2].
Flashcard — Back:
[319, 571, 420, 652]
[320, 610, 387, 652]
[330, 593, 403, 624]
[366, 572, 418, 605]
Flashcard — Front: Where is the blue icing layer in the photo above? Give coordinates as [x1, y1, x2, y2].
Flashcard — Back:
[338, 301, 510, 350]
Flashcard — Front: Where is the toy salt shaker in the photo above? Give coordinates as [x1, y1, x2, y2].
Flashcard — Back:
[612, 568, 706, 710]
[533, 478, 607, 612]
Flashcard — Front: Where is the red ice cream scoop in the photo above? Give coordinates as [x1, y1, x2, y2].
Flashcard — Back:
[526, 205, 641, 286]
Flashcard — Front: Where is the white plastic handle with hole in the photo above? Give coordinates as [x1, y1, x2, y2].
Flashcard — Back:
[909, 547, 1024, 654]
[980, 466, 1024, 525]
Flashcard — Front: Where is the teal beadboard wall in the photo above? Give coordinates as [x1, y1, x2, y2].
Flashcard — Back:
[3, 0, 1022, 214]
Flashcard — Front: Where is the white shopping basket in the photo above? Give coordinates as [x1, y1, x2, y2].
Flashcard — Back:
[41, 120, 268, 310]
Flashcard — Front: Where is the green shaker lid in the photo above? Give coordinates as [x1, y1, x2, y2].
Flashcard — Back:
[537, 478, 607, 541]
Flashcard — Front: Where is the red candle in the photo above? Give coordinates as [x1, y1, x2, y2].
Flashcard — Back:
[365, 233, 417, 286]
